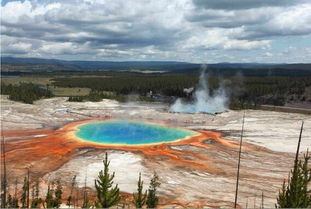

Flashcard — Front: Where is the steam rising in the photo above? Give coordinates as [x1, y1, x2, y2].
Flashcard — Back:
[169, 65, 228, 114]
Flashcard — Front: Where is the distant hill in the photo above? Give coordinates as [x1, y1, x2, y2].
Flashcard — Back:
[1, 57, 199, 71]
[1, 57, 311, 76]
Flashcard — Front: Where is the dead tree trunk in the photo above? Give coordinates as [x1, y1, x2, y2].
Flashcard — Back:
[1, 125, 7, 208]
[234, 111, 245, 208]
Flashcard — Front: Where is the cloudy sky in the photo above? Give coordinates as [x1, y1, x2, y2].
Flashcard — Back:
[1, 0, 311, 63]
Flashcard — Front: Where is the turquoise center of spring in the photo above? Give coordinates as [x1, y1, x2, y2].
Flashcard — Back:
[75, 120, 196, 145]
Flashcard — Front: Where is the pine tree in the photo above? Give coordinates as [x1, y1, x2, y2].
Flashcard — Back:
[276, 151, 311, 207]
[12, 179, 19, 208]
[7, 194, 13, 208]
[12, 196, 19, 208]
[54, 180, 63, 208]
[21, 175, 29, 208]
[31, 185, 35, 207]
[146, 172, 161, 209]
[276, 122, 311, 208]
[133, 173, 147, 208]
[44, 181, 63, 208]
[82, 191, 90, 209]
[94, 153, 121, 208]
[31, 180, 41, 208]
[45, 184, 54, 208]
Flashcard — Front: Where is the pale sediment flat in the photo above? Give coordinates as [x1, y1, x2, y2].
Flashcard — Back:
[1, 96, 309, 152]
[1, 95, 310, 207]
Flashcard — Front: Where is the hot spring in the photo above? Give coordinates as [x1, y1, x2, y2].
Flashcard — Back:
[74, 120, 197, 145]
[169, 65, 228, 114]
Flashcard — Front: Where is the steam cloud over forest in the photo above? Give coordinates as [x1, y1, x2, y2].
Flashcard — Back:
[170, 65, 228, 114]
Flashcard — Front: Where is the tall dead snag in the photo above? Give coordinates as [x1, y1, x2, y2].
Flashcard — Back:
[294, 121, 303, 170]
[234, 111, 245, 208]
[27, 169, 30, 208]
[75, 187, 79, 208]
[67, 175, 76, 208]
[245, 197, 248, 208]
[261, 191, 264, 209]
[254, 195, 256, 208]
[82, 172, 90, 208]
[0, 128, 7, 208]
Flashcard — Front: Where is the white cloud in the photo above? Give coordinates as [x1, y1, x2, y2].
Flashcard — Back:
[4, 42, 32, 54]
[0, 0, 310, 62]
[2, 1, 61, 23]
[223, 40, 270, 50]
[265, 4, 311, 36]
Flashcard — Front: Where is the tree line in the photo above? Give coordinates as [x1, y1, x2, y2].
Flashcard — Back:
[1, 75, 310, 108]
[53, 75, 196, 97]
[51, 75, 311, 108]
[1, 83, 53, 104]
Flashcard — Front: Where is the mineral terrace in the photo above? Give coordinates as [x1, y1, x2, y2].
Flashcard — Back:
[1, 96, 310, 208]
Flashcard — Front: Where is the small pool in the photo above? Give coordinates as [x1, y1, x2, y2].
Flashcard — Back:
[75, 120, 197, 145]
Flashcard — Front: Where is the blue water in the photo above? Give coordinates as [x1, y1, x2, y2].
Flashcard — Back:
[75, 120, 196, 145]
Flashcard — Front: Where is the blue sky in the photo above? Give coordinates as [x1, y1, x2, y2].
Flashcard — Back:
[1, 0, 311, 63]
[1, 0, 21, 6]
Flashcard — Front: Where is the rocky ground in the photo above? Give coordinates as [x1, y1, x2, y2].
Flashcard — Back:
[1, 96, 310, 208]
